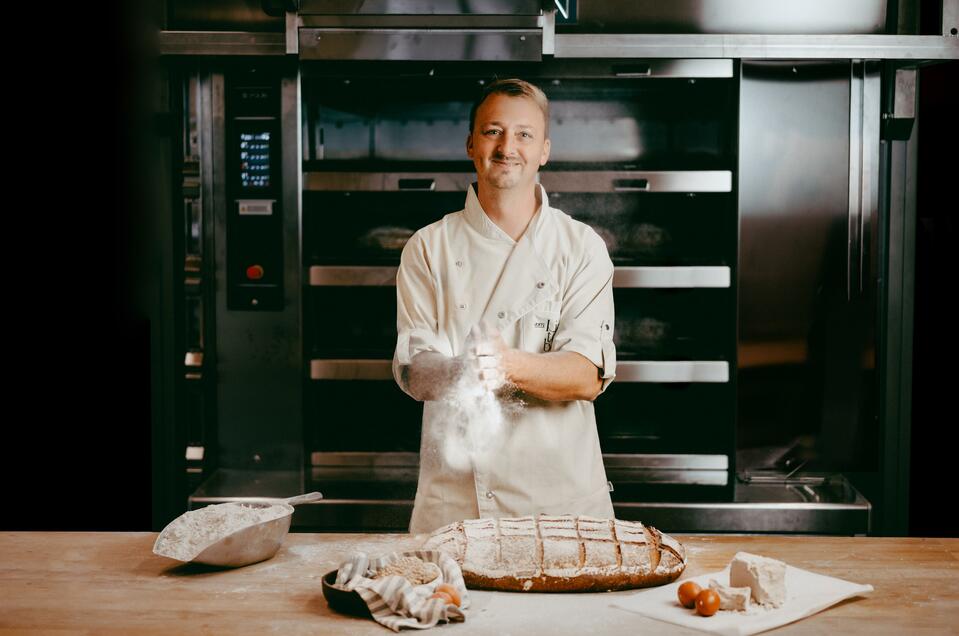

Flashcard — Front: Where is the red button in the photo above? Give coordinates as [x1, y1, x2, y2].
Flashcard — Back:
[246, 265, 264, 280]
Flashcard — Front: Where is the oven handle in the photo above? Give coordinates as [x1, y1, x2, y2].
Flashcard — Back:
[309, 265, 730, 288]
[612, 178, 650, 191]
[613, 64, 652, 77]
[397, 178, 436, 191]
[310, 450, 728, 470]
[309, 359, 728, 382]
[304, 170, 732, 193]
[538, 170, 732, 193]
[847, 60, 880, 301]
[615, 361, 729, 383]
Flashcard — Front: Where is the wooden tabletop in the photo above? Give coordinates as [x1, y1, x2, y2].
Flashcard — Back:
[1, 532, 956, 634]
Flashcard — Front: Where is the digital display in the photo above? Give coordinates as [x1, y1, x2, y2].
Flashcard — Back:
[239, 131, 271, 189]
[239, 89, 270, 102]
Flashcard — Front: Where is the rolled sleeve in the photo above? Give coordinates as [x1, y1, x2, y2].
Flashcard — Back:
[393, 232, 452, 397]
[550, 229, 617, 396]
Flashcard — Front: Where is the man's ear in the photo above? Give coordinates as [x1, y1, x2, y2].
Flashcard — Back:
[465, 133, 473, 158]
[540, 137, 551, 166]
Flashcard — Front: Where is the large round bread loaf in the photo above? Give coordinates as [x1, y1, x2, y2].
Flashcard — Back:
[421, 515, 687, 592]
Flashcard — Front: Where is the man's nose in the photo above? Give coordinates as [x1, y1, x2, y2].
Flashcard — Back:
[497, 132, 516, 156]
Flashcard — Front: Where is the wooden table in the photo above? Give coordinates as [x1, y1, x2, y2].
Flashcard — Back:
[1, 532, 956, 634]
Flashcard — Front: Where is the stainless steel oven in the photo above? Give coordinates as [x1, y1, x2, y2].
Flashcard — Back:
[299, 58, 739, 510]
[151, 0, 952, 535]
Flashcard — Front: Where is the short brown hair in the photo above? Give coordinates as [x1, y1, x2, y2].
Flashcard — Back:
[468, 78, 550, 137]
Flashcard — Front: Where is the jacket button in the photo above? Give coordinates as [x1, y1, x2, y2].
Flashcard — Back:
[485, 490, 494, 499]
[497, 311, 505, 319]
[536, 281, 544, 288]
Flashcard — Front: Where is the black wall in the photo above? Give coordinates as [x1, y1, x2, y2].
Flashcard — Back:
[909, 59, 958, 538]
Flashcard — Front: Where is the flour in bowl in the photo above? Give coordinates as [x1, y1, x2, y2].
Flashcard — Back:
[153, 502, 290, 562]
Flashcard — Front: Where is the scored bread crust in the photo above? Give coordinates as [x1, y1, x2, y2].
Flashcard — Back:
[422, 515, 687, 592]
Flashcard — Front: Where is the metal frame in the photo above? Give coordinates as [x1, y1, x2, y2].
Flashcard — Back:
[306, 451, 729, 486]
[159, 29, 959, 61]
[151, 63, 185, 530]
[848, 61, 882, 302]
[159, 31, 287, 56]
[614, 496, 871, 534]
[154, 0, 959, 60]
[297, 15, 543, 28]
[188, 468, 870, 534]
[554, 34, 959, 60]
[944, 0, 959, 37]
[201, 62, 305, 472]
[875, 67, 918, 537]
[298, 28, 542, 62]
[295, 0, 544, 14]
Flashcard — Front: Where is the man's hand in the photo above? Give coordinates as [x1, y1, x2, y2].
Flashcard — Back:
[465, 323, 508, 393]
[405, 322, 510, 402]
[408, 321, 601, 403]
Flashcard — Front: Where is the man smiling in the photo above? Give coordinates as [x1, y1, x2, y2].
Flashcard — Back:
[393, 78, 618, 534]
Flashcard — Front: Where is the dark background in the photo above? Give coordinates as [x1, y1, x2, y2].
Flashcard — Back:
[3, 4, 955, 535]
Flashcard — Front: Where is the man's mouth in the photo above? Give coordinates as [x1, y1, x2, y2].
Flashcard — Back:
[492, 159, 519, 166]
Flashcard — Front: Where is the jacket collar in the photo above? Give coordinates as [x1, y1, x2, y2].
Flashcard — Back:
[465, 182, 559, 328]
[464, 181, 550, 245]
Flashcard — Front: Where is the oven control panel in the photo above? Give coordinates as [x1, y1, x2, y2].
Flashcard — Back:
[226, 79, 283, 310]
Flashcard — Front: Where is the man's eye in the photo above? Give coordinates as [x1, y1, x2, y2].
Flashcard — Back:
[521, 132, 532, 138]
[485, 130, 500, 135]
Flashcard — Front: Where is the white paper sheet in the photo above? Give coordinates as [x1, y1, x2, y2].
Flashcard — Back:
[611, 564, 873, 636]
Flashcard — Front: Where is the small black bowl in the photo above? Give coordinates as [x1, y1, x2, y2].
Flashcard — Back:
[322, 570, 373, 618]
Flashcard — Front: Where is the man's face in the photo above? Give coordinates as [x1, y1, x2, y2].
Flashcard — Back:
[466, 93, 551, 192]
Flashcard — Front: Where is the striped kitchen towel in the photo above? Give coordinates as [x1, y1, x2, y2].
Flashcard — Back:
[333, 549, 470, 631]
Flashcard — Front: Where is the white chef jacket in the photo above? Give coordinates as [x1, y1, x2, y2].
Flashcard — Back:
[393, 182, 617, 534]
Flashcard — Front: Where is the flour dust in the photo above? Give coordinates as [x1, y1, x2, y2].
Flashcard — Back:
[432, 371, 525, 471]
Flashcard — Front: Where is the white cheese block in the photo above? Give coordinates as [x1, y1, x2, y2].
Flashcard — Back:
[709, 579, 752, 611]
[729, 551, 787, 607]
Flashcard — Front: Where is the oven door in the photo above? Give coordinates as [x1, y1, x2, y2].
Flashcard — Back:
[303, 59, 738, 504]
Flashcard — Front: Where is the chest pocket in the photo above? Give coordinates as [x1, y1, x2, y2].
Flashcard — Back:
[522, 300, 561, 353]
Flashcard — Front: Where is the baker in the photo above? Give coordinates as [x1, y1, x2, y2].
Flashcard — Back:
[392, 78, 617, 534]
